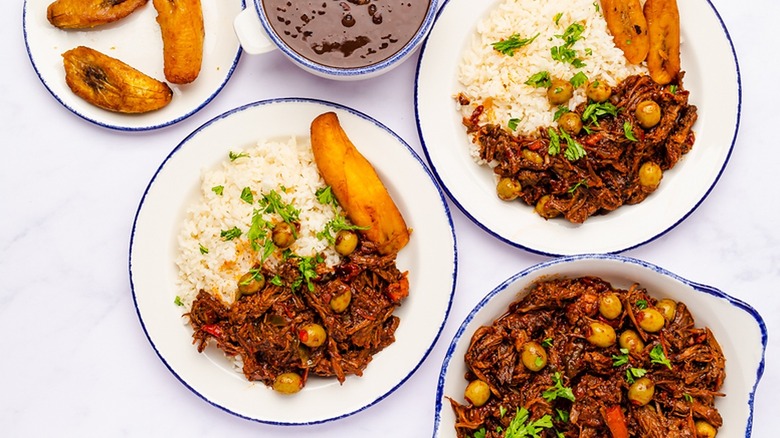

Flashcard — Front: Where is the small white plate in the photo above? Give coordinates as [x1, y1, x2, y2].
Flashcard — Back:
[415, 0, 740, 255]
[129, 98, 456, 424]
[23, 0, 244, 131]
[434, 254, 767, 437]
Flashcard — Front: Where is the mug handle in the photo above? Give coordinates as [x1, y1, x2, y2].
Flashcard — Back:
[233, 7, 276, 55]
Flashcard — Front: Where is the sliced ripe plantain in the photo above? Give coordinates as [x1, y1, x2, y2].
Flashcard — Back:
[47, 0, 148, 29]
[600, 0, 650, 64]
[152, 0, 204, 84]
[62, 46, 172, 113]
[644, 0, 681, 85]
[310, 112, 410, 256]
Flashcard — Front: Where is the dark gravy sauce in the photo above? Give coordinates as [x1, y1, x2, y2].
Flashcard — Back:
[262, 0, 430, 69]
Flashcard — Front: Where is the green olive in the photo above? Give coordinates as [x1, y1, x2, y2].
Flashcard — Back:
[619, 330, 645, 354]
[521, 342, 548, 372]
[535, 195, 560, 219]
[628, 377, 655, 406]
[273, 372, 303, 394]
[547, 79, 574, 105]
[638, 162, 663, 190]
[586, 80, 612, 103]
[656, 299, 677, 322]
[558, 112, 582, 136]
[587, 321, 617, 347]
[522, 149, 544, 165]
[334, 229, 359, 256]
[598, 292, 623, 320]
[237, 270, 265, 296]
[329, 289, 352, 313]
[464, 379, 491, 407]
[637, 308, 666, 333]
[496, 177, 522, 201]
[695, 420, 717, 438]
[299, 323, 327, 348]
[635, 100, 662, 129]
[272, 222, 297, 249]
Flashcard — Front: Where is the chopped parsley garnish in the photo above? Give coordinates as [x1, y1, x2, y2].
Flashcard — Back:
[669, 84, 678, 94]
[211, 185, 224, 196]
[239, 268, 263, 286]
[525, 71, 552, 88]
[567, 178, 589, 194]
[541, 338, 554, 348]
[582, 102, 619, 125]
[492, 33, 540, 56]
[290, 254, 322, 292]
[174, 296, 184, 306]
[683, 393, 694, 403]
[570, 71, 588, 88]
[551, 23, 586, 67]
[560, 129, 587, 161]
[258, 190, 300, 223]
[650, 344, 673, 369]
[612, 348, 630, 366]
[593, 1, 600, 12]
[504, 407, 554, 438]
[270, 275, 284, 286]
[508, 118, 521, 131]
[472, 428, 487, 438]
[228, 151, 249, 161]
[500, 405, 508, 418]
[240, 187, 254, 204]
[317, 213, 369, 245]
[547, 128, 561, 156]
[553, 12, 563, 25]
[623, 121, 639, 141]
[198, 243, 209, 255]
[626, 367, 647, 384]
[636, 299, 648, 309]
[315, 186, 338, 208]
[220, 226, 242, 241]
[553, 105, 570, 121]
[543, 372, 576, 402]
[556, 408, 570, 422]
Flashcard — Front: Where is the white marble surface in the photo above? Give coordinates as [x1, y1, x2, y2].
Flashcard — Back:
[1, 0, 776, 436]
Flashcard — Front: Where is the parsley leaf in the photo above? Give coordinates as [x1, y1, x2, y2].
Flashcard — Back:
[174, 296, 184, 306]
[525, 71, 552, 88]
[626, 367, 647, 383]
[220, 226, 242, 241]
[683, 393, 693, 403]
[547, 128, 561, 156]
[553, 105, 570, 121]
[211, 185, 224, 196]
[316, 186, 338, 208]
[553, 12, 563, 25]
[258, 190, 300, 223]
[567, 178, 589, 194]
[291, 254, 322, 292]
[636, 299, 648, 309]
[508, 118, 521, 131]
[570, 71, 588, 88]
[317, 214, 369, 245]
[551, 23, 586, 67]
[541, 338, 554, 348]
[612, 348, 630, 366]
[650, 344, 673, 369]
[543, 372, 576, 402]
[560, 129, 586, 161]
[623, 121, 639, 141]
[669, 84, 678, 94]
[198, 243, 209, 255]
[246, 210, 271, 253]
[228, 151, 248, 161]
[582, 102, 619, 125]
[504, 407, 554, 438]
[472, 428, 487, 438]
[240, 187, 254, 204]
[492, 33, 540, 56]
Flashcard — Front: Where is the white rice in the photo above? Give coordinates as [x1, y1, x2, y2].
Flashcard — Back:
[175, 136, 341, 310]
[457, 0, 648, 154]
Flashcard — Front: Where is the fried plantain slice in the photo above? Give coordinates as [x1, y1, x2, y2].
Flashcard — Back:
[62, 46, 172, 113]
[47, 0, 148, 29]
[600, 0, 650, 64]
[644, 0, 681, 85]
[152, 0, 204, 84]
[310, 112, 410, 256]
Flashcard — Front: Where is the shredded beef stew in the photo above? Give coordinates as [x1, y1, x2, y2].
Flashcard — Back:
[449, 276, 725, 437]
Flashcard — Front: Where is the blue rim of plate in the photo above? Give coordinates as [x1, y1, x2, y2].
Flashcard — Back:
[22, 0, 244, 132]
[414, 0, 742, 257]
[432, 253, 767, 437]
[251, 0, 438, 78]
[128, 97, 458, 425]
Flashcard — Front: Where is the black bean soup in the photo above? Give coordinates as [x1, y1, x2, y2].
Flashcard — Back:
[262, 0, 430, 69]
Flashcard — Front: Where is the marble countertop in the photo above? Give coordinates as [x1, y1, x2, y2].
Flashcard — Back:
[2, 0, 776, 436]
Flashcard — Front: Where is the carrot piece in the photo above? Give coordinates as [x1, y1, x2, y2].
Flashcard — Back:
[605, 405, 630, 438]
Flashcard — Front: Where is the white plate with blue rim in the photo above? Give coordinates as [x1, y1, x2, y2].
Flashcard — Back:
[433, 254, 766, 437]
[415, 0, 740, 256]
[23, 0, 244, 131]
[129, 98, 457, 424]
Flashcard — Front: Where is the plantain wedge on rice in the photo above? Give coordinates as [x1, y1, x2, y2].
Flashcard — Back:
[600, 0, 650, 64]
[310, 112, 410, 256]
[644, 0, 681, 85]
[47, 0, 148, 29]
[62, 46, 172, 113]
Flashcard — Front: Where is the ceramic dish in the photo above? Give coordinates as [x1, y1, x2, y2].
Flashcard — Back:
[433, 254, 766, 437]
[23, 0, 244, 131]
[415, 0, 740, 256]
[129, 98, 456, 424]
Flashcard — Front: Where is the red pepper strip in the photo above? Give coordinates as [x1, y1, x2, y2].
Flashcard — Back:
[605, 405, 629, 438]
[201, 324, 223, 338]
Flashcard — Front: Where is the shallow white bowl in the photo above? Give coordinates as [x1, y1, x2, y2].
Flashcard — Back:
[434, 254, 766, 437]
